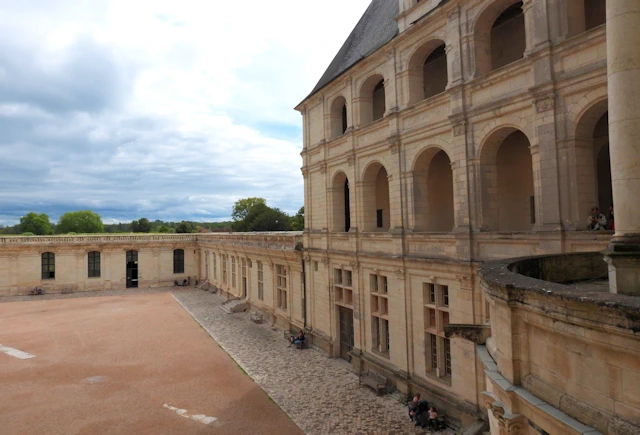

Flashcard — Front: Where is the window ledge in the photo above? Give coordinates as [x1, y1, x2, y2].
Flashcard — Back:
[371, 349, 390, 360]
[424, 371, 452, 387]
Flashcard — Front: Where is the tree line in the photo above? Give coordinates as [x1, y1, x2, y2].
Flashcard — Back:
[0, 198, 304, 235]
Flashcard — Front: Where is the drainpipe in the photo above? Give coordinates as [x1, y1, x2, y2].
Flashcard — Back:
[302, 257, 307, 328]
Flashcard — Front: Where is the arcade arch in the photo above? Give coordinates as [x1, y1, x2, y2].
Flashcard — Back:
[413, 148, 454, 232]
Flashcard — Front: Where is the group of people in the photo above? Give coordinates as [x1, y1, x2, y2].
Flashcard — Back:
[407, 393, 441, 431]
[288, 330, 305, 349]
[587, 204, 614, 231]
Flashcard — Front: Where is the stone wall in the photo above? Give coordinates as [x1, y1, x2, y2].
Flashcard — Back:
[479, 253, 640, 435]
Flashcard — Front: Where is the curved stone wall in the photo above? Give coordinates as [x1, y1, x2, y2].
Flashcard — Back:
[478, 252, 640, 435]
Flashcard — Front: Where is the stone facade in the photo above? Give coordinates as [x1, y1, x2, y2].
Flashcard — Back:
[3, 0, 637, 433]
[295, 0, 617, 431]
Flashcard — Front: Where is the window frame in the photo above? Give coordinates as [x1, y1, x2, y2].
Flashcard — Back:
[41, 252, 55, 280]
[173, 249, 185, 274]
[88, 251, 101, 278]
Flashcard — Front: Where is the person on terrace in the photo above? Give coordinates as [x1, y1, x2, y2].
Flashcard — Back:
[587, 206, 607, 230]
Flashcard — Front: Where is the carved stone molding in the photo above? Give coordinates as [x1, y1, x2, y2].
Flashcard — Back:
[301, 168, 309, 178]
[303, 254, 311, 262]
[453, 121, 466, 137]
[394, 268, 405, 280]
[534, 93, 556, 113]
[347, 152, 356, 167]
[349, 261, 359, 270]
[485, 401, 526, 435]
[321, 257, 329, 265]
[344, 77, 352, 87]
[320, 164, 327, 175]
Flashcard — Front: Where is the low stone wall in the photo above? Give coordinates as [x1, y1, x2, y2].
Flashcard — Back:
[478, 252, 640, 435]
[508, 251, 608, 284]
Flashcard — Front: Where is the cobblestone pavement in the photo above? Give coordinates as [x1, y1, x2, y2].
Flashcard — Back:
[173, 289, 456, 435]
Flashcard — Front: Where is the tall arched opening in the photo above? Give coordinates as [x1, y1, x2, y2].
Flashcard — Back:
[361, 162, 390, 232]
[413, 148, 454, 232]
[480, 128, 534, 231]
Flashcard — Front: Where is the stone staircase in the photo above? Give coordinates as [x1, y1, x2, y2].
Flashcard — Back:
[218, 298, 249, 314]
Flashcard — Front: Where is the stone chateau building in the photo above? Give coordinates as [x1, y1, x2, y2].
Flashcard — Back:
[2, 1, 640, 434]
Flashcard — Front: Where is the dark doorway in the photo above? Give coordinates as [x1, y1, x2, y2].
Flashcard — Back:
[126, 250, 138, 288]
[339, 306, 354, 362]
[242, 277, 248, 299]
[344, 179, 351, 232]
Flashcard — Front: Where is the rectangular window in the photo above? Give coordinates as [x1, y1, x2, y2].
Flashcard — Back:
[313, 261, 318, 271]
[88, 251, 100, 278]
[257, 261, 264, 301]
[334, 268, 343, 285]
[430, 334, 438, 370]
[444, 338, 452, 377]
[213, 254, 217, 280]
[41, 252, 55, 280]
[276, 265, 287, 310]
[231, 256, 236, 288]
[345, 270, 352, 287]
[370, 272, 389, 356]
[427, 283, 436, 304]
[376, 209, 383, 228]
[424, 280, 451, 379]
[173, 249, 185, 274]
[222, 255, 227, 284]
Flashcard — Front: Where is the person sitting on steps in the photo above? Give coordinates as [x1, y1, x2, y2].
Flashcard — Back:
[408, 393, 421, 421]
[427, 406, 439, 431]
[289, 330, 305, 349]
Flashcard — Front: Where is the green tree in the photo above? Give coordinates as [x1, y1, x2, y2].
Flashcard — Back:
[132, 217, 151, 233]
[231, 197, 266, 223]
[156, 225, 170, 233]
[19, 212, 54, 235]
[291, 206, 304, 231]
[57, 210, 104, 234]
[176, 221, 195, 233]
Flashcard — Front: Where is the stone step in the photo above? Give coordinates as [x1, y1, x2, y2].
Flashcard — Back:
[218, 299, 249, 314]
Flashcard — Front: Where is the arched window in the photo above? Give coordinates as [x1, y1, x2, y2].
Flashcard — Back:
[413, 149, 454, 232]
[330, 96, 348, 139]
[475, 1, 526, 75]
[566, 0, 605, 37]
[480, 129, 534, 231]
[173, 249, 185, 274]
[88, 251, 100, 278]
[584, 0, 606, 31]
[408, 41, 448, 105]
[361, 163, 390, 232]
[359, 75, 386, 125]
[331, 172, 351, 232]
[41, 252, 55, 280]
[575, 100, 611, 225]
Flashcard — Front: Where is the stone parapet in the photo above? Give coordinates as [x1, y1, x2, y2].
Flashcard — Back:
[478, 252, 640, 435]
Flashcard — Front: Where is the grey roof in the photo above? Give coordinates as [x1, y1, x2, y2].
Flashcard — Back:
[306, 0, 399, 99]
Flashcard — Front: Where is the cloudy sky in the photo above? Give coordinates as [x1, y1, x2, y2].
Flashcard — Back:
[0, 0, 371, 225]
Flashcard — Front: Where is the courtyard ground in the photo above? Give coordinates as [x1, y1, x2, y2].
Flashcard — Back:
[1, 289, 455, 434]
[0, 292, 301, 435]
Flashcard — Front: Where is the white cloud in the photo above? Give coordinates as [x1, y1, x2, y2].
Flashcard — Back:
[0, 0, 372, 225]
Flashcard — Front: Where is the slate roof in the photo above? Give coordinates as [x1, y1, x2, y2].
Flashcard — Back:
[305, 0, 399, 100]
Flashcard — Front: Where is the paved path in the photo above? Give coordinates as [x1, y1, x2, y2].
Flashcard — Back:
[174, 289, 454, 435]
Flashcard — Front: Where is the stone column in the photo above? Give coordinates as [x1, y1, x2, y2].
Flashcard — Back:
[605, 1, 640, 296]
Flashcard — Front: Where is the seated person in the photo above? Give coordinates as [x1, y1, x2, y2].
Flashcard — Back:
[289, 330, 305, 349]
[427, 406, 438, 430]
[587, 206, 607, 230]
[414, 399, 429, 428]
[408, 393, 421, 421]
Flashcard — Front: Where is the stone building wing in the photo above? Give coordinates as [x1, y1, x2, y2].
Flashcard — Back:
[306, 0, 399, 98]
